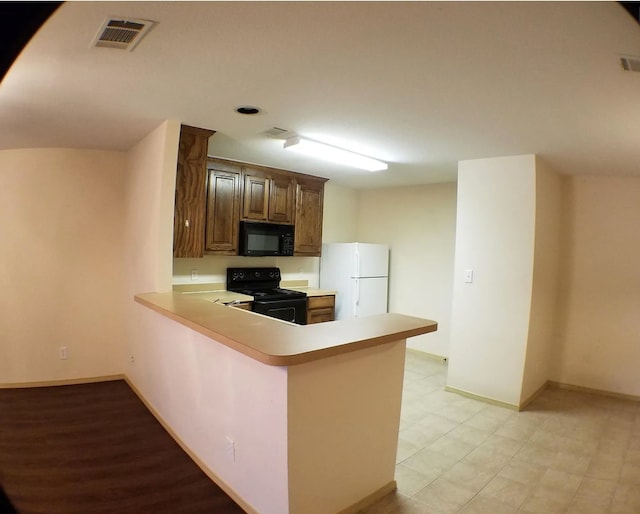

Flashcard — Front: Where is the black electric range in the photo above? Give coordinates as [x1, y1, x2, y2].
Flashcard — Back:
[227, 267, 307, 324]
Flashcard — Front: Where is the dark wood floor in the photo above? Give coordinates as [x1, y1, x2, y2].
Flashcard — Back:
[0, 380, 246, 514]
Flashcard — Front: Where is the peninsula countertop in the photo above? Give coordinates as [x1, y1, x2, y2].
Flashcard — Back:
[172, 282, 336, 298]
[135, 291, 437, 366]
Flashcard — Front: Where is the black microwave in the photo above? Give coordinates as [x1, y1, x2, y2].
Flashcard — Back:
[239, 221, 295, 256]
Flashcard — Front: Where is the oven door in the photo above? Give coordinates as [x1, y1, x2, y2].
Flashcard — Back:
[253, 298, 307, 325]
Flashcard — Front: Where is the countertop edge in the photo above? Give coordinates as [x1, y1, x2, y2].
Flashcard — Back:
[134, 292, 437, 366]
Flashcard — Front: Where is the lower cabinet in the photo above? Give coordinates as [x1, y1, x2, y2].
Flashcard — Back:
[307, 295, 335, 324]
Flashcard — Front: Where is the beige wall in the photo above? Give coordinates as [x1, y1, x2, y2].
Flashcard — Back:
[448, 155, 537, 406]
[173, 256, 320, 287]
[288, 341, 405, 513]
[322, 181, 359, 243]
[521, 158, 563, 403]
[124, 121, 179, 296]
[123, 122, 290, 514]
[356, 184, 456, 357]
[555, 176, 640, 396]
[0, 148, 126, 384]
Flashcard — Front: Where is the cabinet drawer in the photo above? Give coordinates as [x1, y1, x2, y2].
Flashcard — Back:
[308, 295, 335, 310]
[308, 307, 334, 324]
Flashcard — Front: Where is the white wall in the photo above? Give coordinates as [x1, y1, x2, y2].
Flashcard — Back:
[448, 155, 536, 406]
[356, 184, 456, 357]
[521, 158, 563, 403]
[554, 176, 640, 396]
[0, 148, 126, 384]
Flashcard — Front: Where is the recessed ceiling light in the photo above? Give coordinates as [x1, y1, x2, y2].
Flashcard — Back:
[235, 106, 261, 115]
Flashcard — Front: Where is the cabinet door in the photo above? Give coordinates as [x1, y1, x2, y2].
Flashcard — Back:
[242, 173, 269, 221]
[294, 179, 325, 256]
[307, 295, 335, 324]
[205, 168, 241, 254]
[173, 125, 215, 258]
[307, 307, 335, 324]
[269, 175, 294, 223]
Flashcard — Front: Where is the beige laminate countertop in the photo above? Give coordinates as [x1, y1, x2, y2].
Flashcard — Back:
[135, 292, 437, 366]
[173, 283, 336, 298]
[286, 286, 337, 297]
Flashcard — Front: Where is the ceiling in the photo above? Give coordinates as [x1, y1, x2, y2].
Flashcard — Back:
[1, 1, 639, 189]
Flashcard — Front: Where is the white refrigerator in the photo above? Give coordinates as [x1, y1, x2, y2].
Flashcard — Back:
[320, 242, 389, 320]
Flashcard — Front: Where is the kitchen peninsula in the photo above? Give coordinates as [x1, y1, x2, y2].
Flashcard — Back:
[135, 291, 437, 514]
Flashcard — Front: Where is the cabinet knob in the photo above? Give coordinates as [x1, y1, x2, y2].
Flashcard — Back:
[185, 219, 190, 228]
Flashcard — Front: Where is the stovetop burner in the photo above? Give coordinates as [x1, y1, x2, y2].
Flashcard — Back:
[227, 267, 306, 301]
[238, 287, 306, 301]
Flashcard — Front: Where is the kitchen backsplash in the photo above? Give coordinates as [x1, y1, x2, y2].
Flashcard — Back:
[173, 255, 320, 287]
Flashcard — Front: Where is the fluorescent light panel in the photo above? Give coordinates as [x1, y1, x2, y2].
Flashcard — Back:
[283, 136, 387, 172]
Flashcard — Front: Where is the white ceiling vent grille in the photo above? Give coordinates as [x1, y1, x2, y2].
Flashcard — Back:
[621, 56, 640, 72]
[91, 17, 155, 51]
[262, 127, 296, 139]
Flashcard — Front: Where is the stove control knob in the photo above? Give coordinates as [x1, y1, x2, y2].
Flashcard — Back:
[239, 272, 244, 279]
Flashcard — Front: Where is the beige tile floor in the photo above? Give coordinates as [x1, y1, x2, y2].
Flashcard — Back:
[361, 350, 640, 514]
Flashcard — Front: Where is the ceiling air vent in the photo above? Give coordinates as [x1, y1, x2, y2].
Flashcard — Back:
[262, 127, 295, 139]
[91, 17, 155, 51]
[621, 56, 640, 72]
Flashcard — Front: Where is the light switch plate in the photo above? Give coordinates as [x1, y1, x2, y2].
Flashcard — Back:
[464, 269, 474, 283]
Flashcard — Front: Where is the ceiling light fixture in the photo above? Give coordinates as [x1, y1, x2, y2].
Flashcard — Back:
[235, 106, 261, 115]
[283, 136, 387, 172]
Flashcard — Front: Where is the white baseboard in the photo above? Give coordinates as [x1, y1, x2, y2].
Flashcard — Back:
[406, 348, 448, 363]
[444, 385, 519, 411]
[0, 374, 124, 389]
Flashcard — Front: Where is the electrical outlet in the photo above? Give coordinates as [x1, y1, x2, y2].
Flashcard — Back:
[130, 355, 135, 364]
[225, 436, 236, 462]
[191, 269, 198, 281]
[59, 346, 68, 360]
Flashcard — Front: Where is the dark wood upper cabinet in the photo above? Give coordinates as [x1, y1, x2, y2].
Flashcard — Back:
[294, 177, 326, 256]
[205, 166, 241, 254]
[241, 167, 294, 224]
[269, 175, 294, 224]
[173, 125, 215, 258]
[175, 152, 326, 258]
[242, 173, 270, 221]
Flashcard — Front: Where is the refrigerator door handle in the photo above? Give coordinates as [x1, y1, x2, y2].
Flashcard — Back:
[354, 278, 360, 316]
[354, 250, 360, 278]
